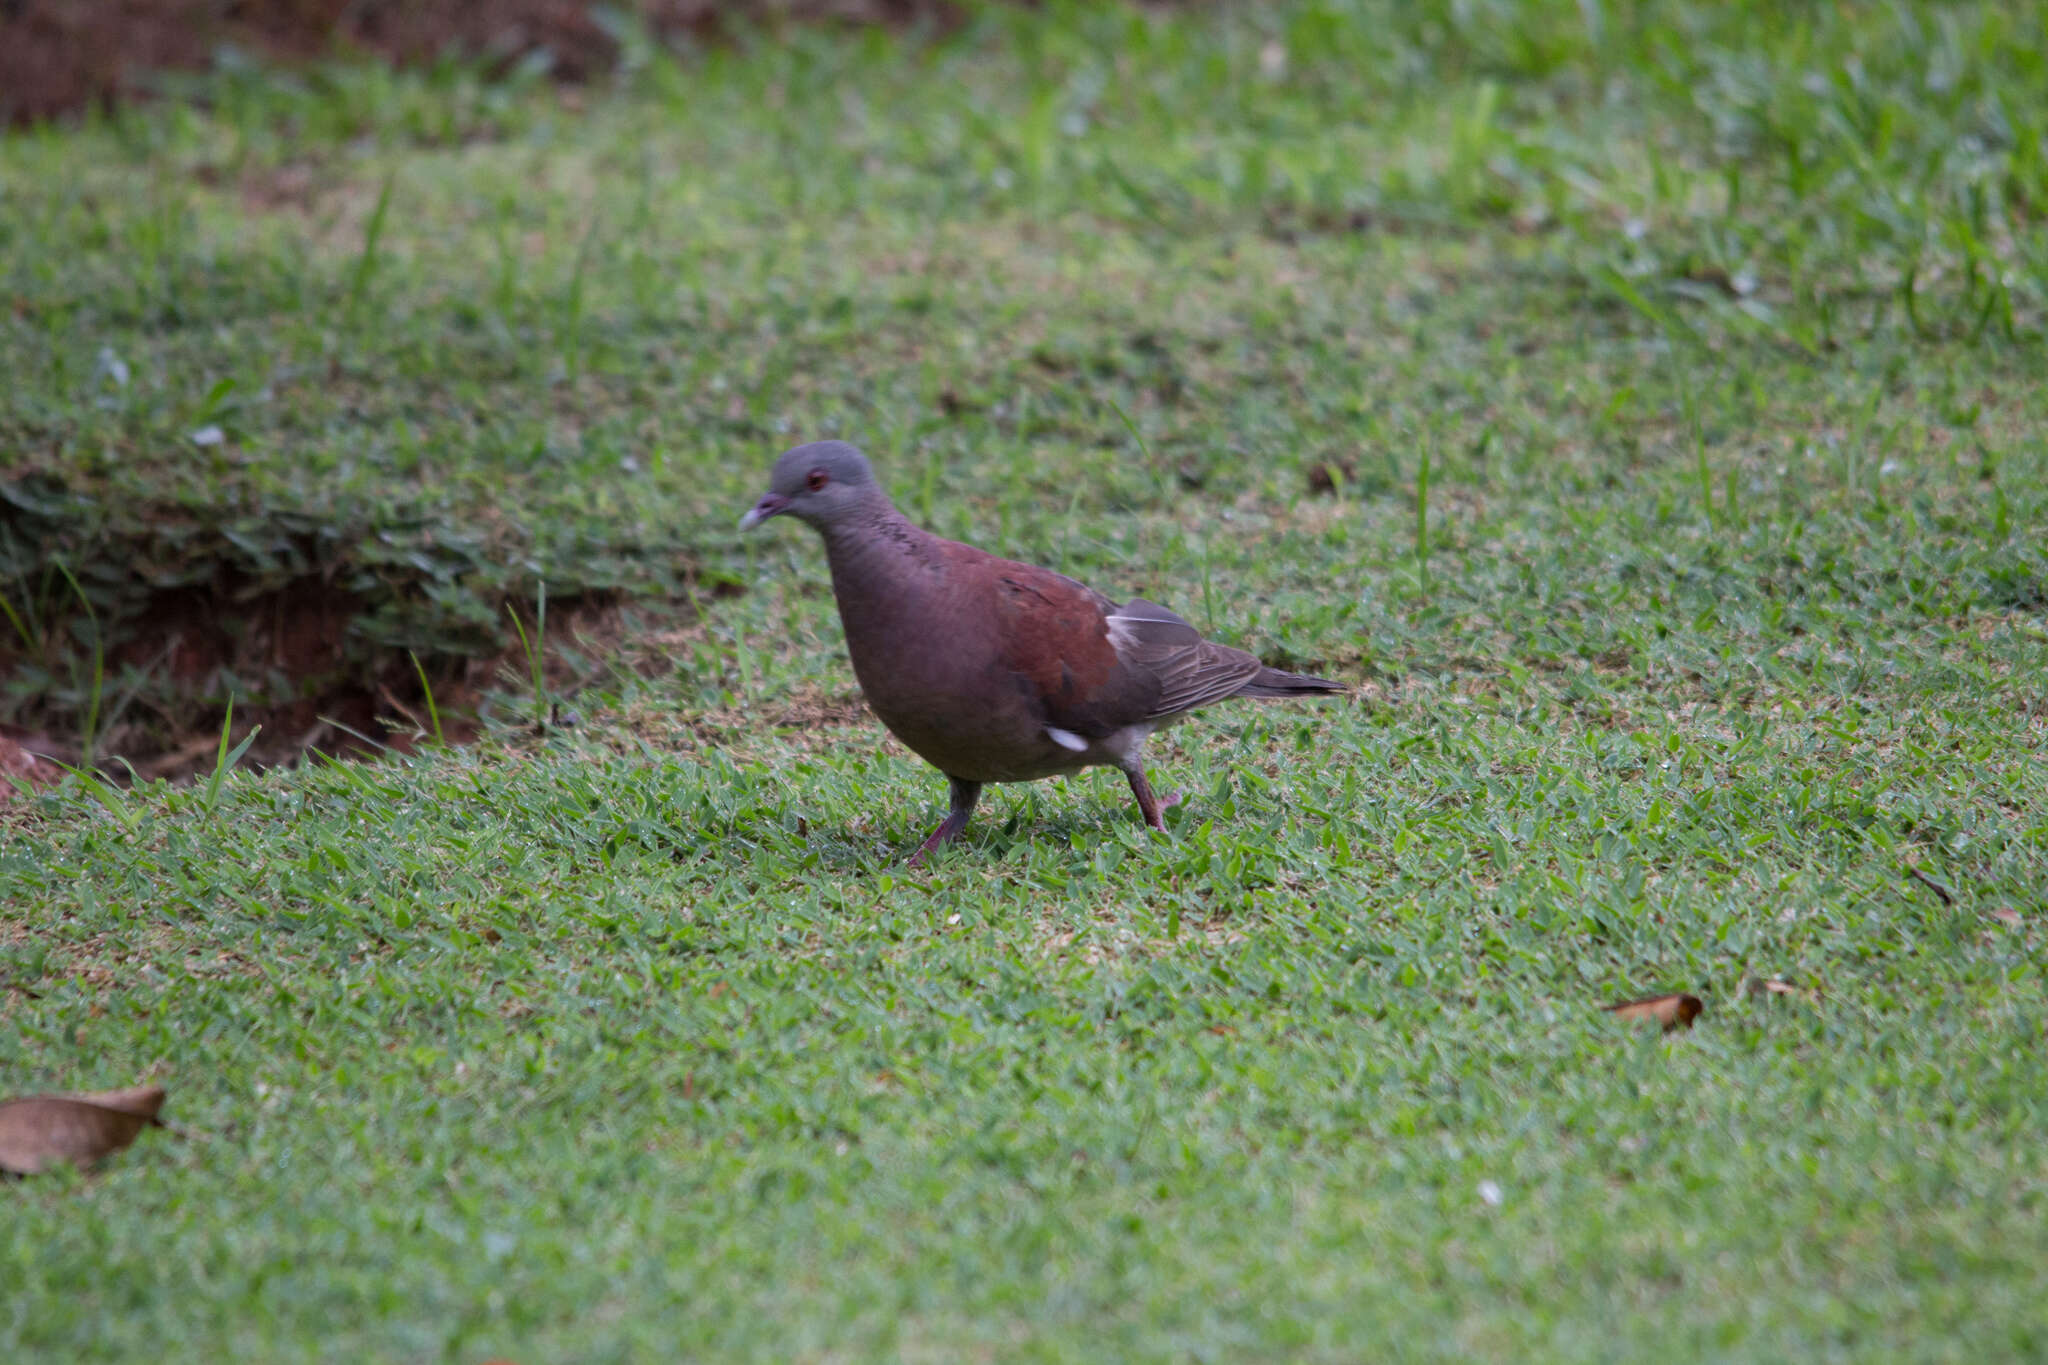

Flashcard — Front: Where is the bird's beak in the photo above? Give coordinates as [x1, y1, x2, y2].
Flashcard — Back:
[739, 492, 791, 531]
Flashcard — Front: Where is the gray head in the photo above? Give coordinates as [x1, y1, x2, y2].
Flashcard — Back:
[739, 440, 887, 532]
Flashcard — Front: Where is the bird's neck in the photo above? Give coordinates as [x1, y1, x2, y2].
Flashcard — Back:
[816, 501, 945, 635]
[819, 502, 930, 586]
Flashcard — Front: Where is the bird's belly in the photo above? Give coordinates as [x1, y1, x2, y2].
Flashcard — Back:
[840, 616, 1118, 782]
[866, 696, 1089, 783]
[865, 686, 1159, 785]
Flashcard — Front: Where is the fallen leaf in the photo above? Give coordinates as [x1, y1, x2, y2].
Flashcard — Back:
[1306, 459, 1357, 495]
[1744, 977, 1821, 1004]
[0, 1084, 168, 1175]
[1604, 992, 1702, 1032]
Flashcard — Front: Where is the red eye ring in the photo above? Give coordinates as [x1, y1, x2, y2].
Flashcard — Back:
[806, 468, 829, 491]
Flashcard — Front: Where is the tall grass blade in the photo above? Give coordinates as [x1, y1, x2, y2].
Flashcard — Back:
[0, 586, 33, 653]
[346, 169, 397, 323]
[52, 560, 105, 772]
[202, 698, 261, 812]
[508, 585, 549, 731]
[1415, 444, 1432, 590]
[409, 651, 446, 746]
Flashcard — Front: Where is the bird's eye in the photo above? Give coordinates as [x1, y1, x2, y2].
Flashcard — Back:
[806, 469, 829, 492]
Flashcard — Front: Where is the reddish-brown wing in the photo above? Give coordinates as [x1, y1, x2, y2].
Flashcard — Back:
[970, 551, 1160, 735]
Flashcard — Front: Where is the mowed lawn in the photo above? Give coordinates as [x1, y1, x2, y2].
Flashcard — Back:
[4, 2, 2047, 1359]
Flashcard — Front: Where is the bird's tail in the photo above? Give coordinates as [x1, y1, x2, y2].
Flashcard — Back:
[1237, 666, 1345, 698]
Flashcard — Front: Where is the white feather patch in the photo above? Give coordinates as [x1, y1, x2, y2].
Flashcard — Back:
[1107, 615, 1164, 660]
[1046, 727, 1089, 753]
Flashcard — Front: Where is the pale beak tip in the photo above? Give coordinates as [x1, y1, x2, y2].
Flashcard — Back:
[740, 492, 791, 530]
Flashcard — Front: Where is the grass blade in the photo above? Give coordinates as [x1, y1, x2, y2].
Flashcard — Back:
[346, 169, 397, 323]
[51, 560, 105, 772]
[409, 652, 446, 746]
[201, 698, 261, 811]
[1415, 442, 1431, 590]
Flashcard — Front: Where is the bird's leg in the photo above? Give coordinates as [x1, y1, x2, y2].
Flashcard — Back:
[907, 777, 982, 868]
[1123, 766, 1183, 832]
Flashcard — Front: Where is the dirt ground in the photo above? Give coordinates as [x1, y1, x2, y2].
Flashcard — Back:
[0, 0, 969, 126]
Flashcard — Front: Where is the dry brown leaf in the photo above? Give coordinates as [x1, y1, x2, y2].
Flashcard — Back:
[1306, 459, 1358, 495]
[1604, 992, 1702, 1032]
[1744, 977, 1821, 1004]
[0, 1084, 167, 1175]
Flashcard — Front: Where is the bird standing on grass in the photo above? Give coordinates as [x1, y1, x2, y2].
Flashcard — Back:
[740, 441, 1345, 866]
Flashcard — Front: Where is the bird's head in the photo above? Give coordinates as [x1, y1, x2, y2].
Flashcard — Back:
[739, 440, 882, 532]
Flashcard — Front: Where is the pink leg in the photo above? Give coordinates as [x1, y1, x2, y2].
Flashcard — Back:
[906, 777, 982, 868]
[1124, 768, 1183, 832]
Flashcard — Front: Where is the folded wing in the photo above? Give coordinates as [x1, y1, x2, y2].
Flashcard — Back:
[1105, 598, 1267, 720]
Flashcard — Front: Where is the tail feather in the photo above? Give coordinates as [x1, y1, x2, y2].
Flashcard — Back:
[1237, 666, 1345, 698]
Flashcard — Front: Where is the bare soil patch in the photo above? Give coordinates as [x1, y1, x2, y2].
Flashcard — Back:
[0, 577, 719, 784]
[2, 0, 968, 126]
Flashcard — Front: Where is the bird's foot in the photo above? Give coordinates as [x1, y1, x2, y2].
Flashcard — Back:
[906, 779, 983, 869]
[905, 826, 952, 869]
[1126, 766, 1182, 833]
[1144, 790, 1185, 833]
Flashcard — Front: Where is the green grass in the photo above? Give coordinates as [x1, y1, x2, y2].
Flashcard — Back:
[4, 0, 2048, 1358]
